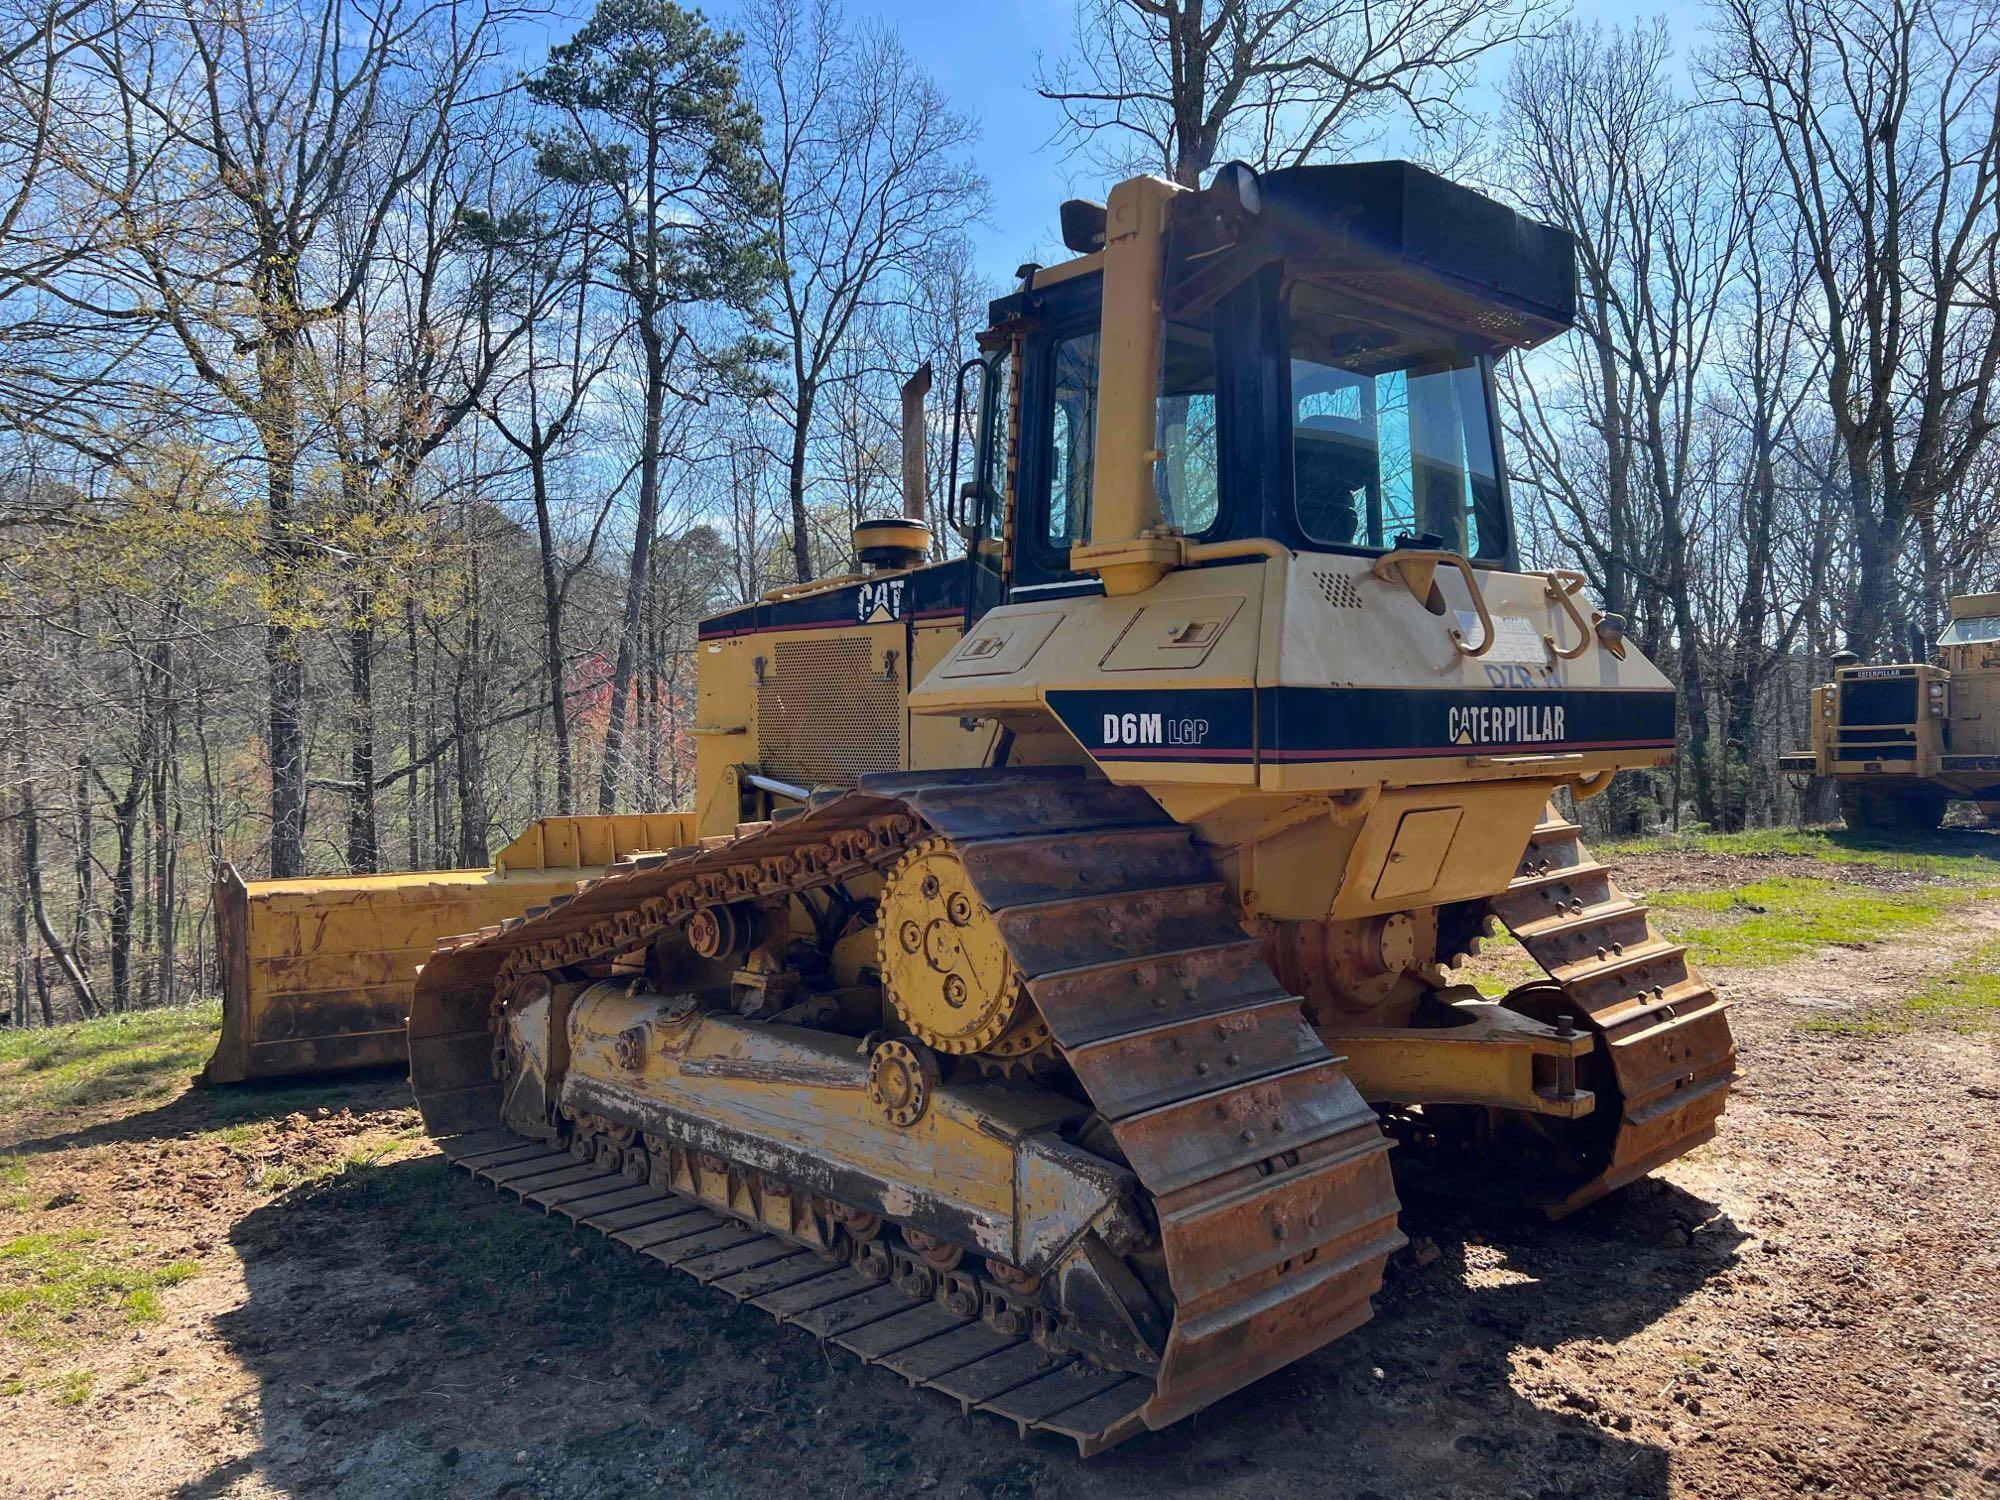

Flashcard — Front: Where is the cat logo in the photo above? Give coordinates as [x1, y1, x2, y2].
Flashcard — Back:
[857, 578, 906, 624]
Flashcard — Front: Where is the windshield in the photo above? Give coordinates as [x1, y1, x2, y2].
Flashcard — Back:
[1286, 283, 1508, 559]
[1940, 615, 2000, 645]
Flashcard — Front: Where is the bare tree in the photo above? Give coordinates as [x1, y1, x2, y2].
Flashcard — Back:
[745, 0, 985, 582]
[1504, 19, 1749, 825]
[1037, 0, 1545, 185]
[475, 182, 623, 816]
[1708, 0, 2000, 656]
[55, 0, 523, 876]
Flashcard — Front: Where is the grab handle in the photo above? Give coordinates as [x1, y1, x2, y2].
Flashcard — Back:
[1371, 548, 1495, 658]
[1542, 570, 1599, 661]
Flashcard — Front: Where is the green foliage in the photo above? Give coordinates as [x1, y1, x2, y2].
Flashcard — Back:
[0, 1003, 220, 1117]
[527, 0, 778, 326]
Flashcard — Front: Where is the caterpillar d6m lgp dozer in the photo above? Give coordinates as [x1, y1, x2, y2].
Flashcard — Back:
[408, 162, 1738, 1453]
[1780, 593, 2000, 831]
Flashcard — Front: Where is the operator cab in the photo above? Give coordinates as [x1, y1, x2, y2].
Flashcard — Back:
[954, 161, 1575, 619]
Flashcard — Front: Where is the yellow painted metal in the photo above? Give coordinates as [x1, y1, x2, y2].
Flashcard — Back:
[876, 838, 1025, 1054]
[1326, 992, 1596, 1118]
[1069, 174, 1185, 596]
[1785, 594, 2000, 802]
[202, 813, 695, 1083]
[561, 985, 1103, 1263]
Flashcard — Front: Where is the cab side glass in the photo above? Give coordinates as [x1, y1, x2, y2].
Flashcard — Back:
[1046, 331, 1101, 549]
[978, 352, 1010, 540]
[1154, 316, 1220, 535]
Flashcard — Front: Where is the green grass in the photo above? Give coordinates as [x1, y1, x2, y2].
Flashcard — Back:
[1644, 876, 1986, 969]
[1906, 937, 2000, 1029]
[249, 1127, 422, 1194]
[0, 1228, 199, 1350]
[54, 1368, 95, 1406]
[202, 1080, 359, 1125]
[1599, 826, 2000, 883]
[0, 1002, 220, 1117]
[1802, 936, 2000, 1036]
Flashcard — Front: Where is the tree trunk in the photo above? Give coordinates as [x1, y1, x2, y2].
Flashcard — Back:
[73, 751, 92, 971]
[786, 382, 816, 584]
[405, 599, 425, 869]
[1843, 456, 1901, 657]
[455, 554, 492, 866]
[262, 320, 309, 878]
[347, 619, 380, 872]
[599, 325, 668, 815]
[530, 447, 574, 813]
[18, 746, 101, 1019]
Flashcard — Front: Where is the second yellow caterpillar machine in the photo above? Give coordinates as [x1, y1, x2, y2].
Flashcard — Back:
[408, 162, 1738, 1453]
[1780, 592, 2000, 830]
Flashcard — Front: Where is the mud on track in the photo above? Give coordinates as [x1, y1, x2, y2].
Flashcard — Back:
[3, 838, 1997, 1499]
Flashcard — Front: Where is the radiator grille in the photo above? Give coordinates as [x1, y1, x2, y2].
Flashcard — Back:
[1838, 675, 1917, 727]
[757, 637, 903, 788]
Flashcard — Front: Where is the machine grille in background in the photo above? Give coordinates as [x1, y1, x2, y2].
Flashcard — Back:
[1311, 569, 1364, 609]
[757, 637, 903, 788]
[1838, 675, 1918, 727]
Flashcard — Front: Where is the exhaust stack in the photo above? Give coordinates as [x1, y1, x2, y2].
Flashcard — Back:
[901, 363, 933, 523]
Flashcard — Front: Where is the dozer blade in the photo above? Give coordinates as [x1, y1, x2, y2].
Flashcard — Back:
[408, 771, 1405, 1455]
[202, 814, 695, 1084]
[1488, 806, 1740, 1216]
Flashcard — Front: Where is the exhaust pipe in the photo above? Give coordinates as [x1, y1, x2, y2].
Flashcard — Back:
[901, 363, 933, 524]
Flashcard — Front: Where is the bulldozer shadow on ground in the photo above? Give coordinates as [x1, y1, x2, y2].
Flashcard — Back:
[182, 1150, 1740, 1498]
[3, 1068, 411, 1161]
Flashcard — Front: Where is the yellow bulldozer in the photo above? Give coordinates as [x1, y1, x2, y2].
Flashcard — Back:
[1779, 593, 2000, 830]
[223, 161, 1738, 1452]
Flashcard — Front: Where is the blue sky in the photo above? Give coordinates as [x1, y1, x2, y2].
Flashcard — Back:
[813, 0, 1678, 282]
[518, 0, 1679, 285]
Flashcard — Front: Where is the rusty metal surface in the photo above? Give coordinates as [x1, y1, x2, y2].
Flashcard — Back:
[1488, 808, 1740, 1216]
[410, 768, 1406, 1452]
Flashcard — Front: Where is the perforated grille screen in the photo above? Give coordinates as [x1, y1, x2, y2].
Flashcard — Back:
[757, 637, 903, 788]
[1311, 569, 1364, 609]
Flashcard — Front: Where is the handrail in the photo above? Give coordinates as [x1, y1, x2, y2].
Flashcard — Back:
[760, 572, 866, 603]
[1182, 537, 1291, 566]
[1370, 548, 1496, 658]
[1542, 570, 1599, 661]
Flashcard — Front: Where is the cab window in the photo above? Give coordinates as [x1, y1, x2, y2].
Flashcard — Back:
[1154, 316, 1220, 535]
[1046, 331, 1100, 549]
[1288, 283, 1507, 559]
[979, 351, 1011, 541]
[1938, 615, 2000, 645]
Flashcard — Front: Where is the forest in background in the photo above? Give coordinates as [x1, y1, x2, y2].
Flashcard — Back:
[1, 0, 1996, 1023]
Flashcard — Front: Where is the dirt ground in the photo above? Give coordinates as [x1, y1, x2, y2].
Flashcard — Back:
[4, 835, 1998, 1499]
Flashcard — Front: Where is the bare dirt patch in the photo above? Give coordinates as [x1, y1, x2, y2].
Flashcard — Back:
[3, 891, 1997, 1498]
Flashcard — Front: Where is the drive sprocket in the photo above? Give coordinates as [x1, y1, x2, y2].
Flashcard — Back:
[875, 836, 1026, 1054]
